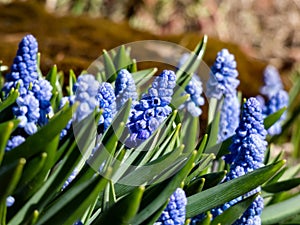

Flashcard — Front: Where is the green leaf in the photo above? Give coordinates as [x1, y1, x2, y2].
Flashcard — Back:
[92, 186, 144, 225]
[264, 107, 286, 129]
[205, 135, 232, 159]
[186, 160, 285, 218]
[103, 50, 117, 83]
[2, 103, 77, 165]
[261, 193, 300, 224]
[88, 99, 131, 171]
[12, 136, 59, 208]
[171, 93, 190, 110]
[0, 120, 19, 165]
[176, 35, 207, 81]
[132, 151, 196, 224]
[181, 116, 199, 153]
[205, 107, 221, 150]
[186, 153, 215, 184]
[0, 89, 19, 113]
[201, 171, 227, 190]
[113, 45, 132, 72]
[68, 69, 76, 96]
[46, 65, 57, 95]
[13, 152, 47, 194]
[211, 193, 259, 225]
[185, 178, 205, 196]
[263, 177, 300, 193]
[36, 174, 109, 225]
[131, 68, 157, 86]
[0, 158, 26, 202]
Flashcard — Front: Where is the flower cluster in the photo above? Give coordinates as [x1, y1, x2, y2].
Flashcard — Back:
[155, 188, 187, 225]
[2, 35, 53, 137]
[96, 82, 116, 130]
[218, 95, 240, 142]
[206, 49, 239, 99]
[180, 75, 205, 117]
[73, 74, 100, 122]
[212, 98, 267, 224]
[126, 70, 176, 147]
[115, 69, 138, 110]
[260, 65, 283, 99]
[207, 49, 240, 142]
[2, 34, 38, 93]
[258, 65, 289, 136]
[5, 135, 25, 151]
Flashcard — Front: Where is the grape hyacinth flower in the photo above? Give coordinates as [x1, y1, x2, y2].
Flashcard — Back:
[5, 135, 25, 151]
[155, 188, 187, 225]
[218, 95, 240, 142]
[206, 49, 239, 99]
[211, 98, 267, 224]
[62, 168, 79, 190]
[2, 34, 38, 94]
[6, 196, 15, 207]
[180, 75, 205, 117]
[264, 90, 289, 136]
[96, 82, 116, 131]
[73, 74, 100, 122]
[115, 69, 138, 110]
[2, 34, 53, 136]
[260, 65, 283, 99]
[126, 70, 176, 147]
[32, 79, 53, 125]
[59, 96, 76, 139]
[12, 92, 40, 135]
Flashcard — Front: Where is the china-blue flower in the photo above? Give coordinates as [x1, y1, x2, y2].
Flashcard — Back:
[260, 65, 283, 99]
[96, 82, 116, 130]
[12, 92, 40, 135]
[206, 49, 239, 99]
[218, 95, 240, 142]
[126, 70, 176, 147]
[2, 34, 38, 94]
[212, 98, 266, 224]
[155, 188, 187, 225]
[32, 79, 53, 125]
[6, 196, 15, 207]
[59, 96, 76, 139]
[115, 69, 138, 110]
[73, 74, 100, 122]
[180, 75, 205, 117]
[263, 89, 289, 136]
[6, 135, 26, 151]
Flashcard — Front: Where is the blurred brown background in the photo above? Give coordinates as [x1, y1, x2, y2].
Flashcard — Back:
[0, 0, 299, 96]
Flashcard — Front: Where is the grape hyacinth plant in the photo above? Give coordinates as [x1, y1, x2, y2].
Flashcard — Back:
[126, 70, 176, 147]
[0, 34, 295, 225]
[213, 98, 267, 224]
[155, 188, 187, 225]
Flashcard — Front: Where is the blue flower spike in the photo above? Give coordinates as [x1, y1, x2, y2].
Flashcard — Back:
[260, 65, 283, 99]
[126, 70, 176, 147]
[264, 89, 289, 136]
[115, 69, 138, 110]
[211, 98, 267, 225]
[96, 82, 117, 130]
[207, 49, 239, 99]
[155, 188, 187, 225]
[73, 74, 100, 122]
[2, 34, 53, 137]
[218, 95, 240, 142]
[3, 34, 38, 94]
